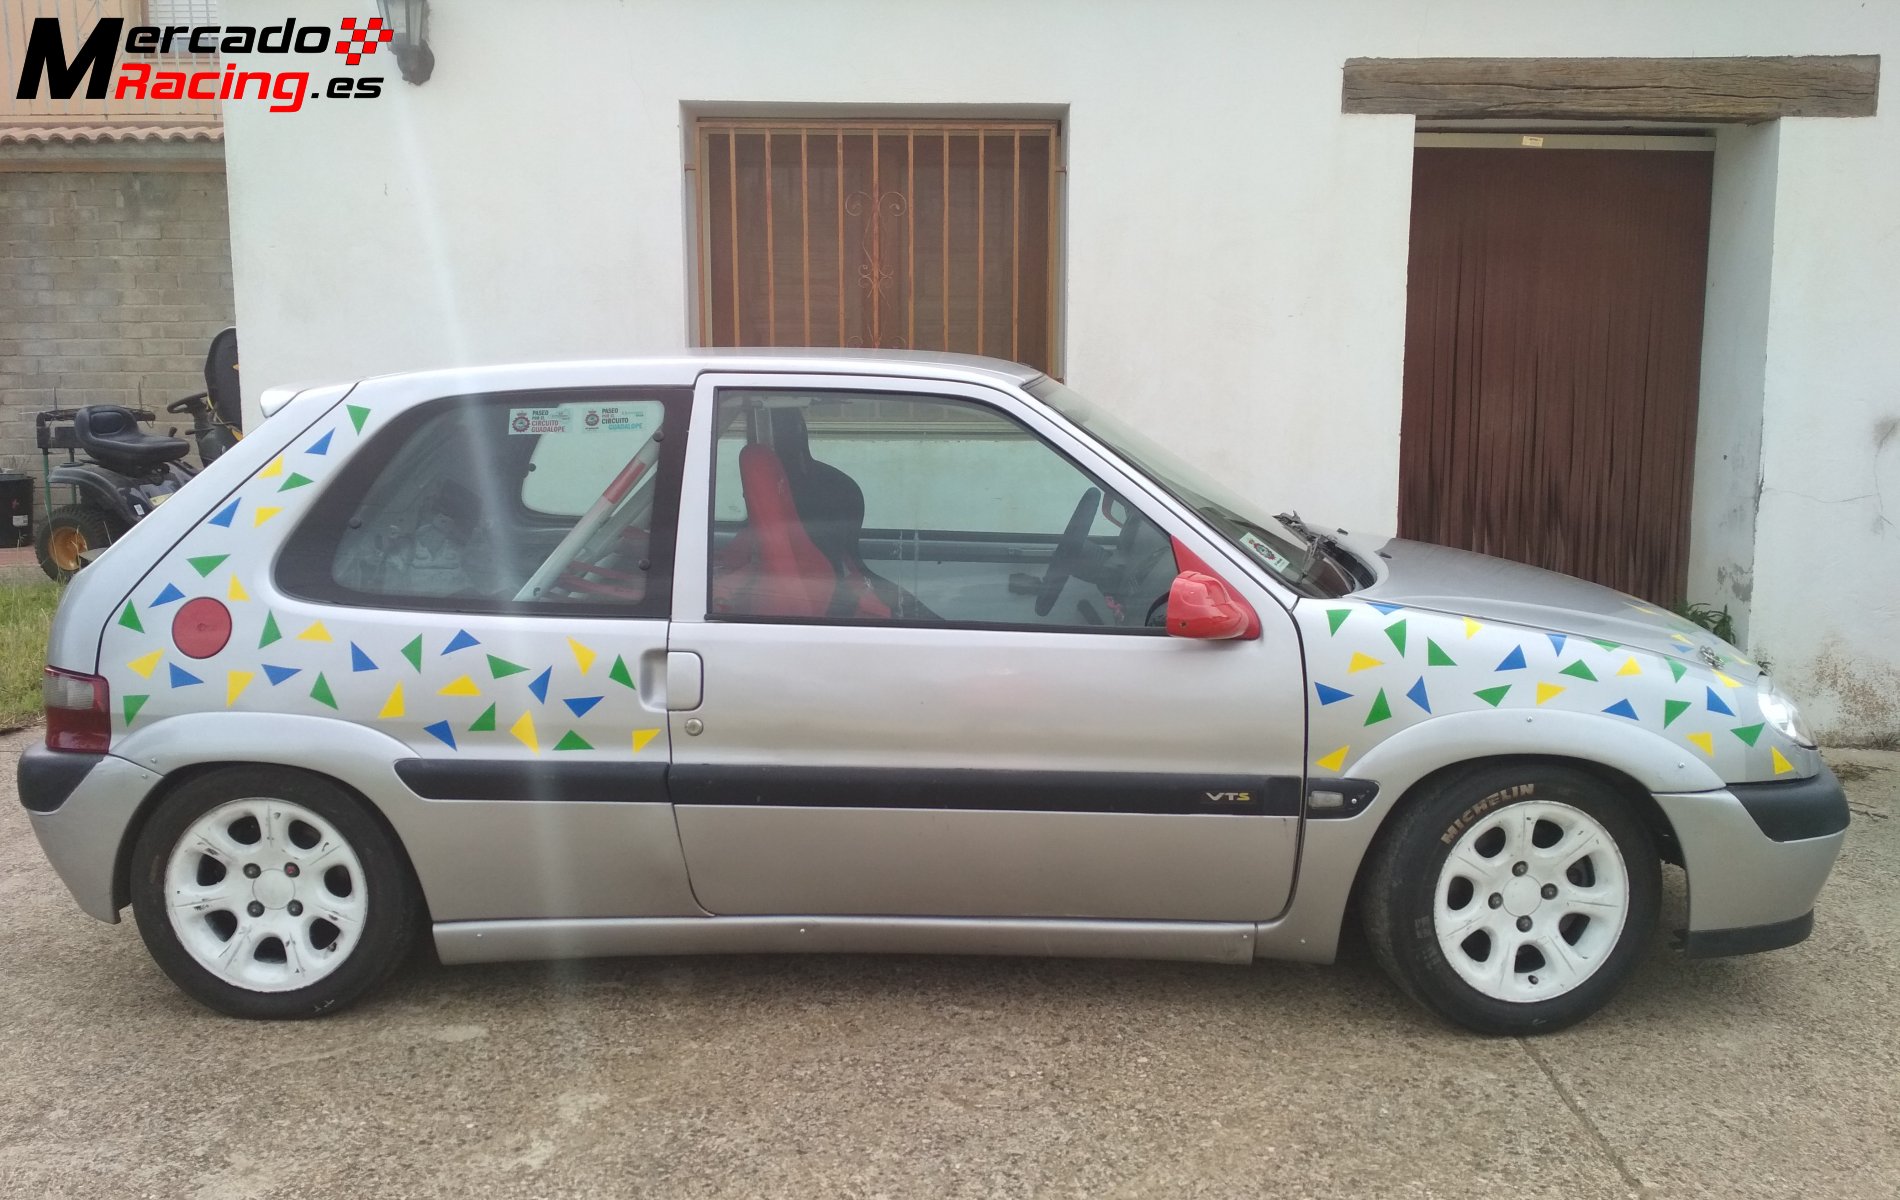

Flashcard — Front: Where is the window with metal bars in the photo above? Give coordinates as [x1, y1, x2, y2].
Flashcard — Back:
[145, 0, 220, 25]
[693, 120, 1062, 373]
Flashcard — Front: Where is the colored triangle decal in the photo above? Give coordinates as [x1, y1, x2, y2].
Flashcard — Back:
[469, 703, 498, 732]
[1474, 684, 1511, 707]
[631, 728, 661, 753]
[260, 455, 284, 479]
[297, 620, 332, 643]
[1367, 602, 1404, 616]
[378, 683, 405, 720]
[1603, 698, 1639, 720]
[1347, 652, 1383, 673]
[528, 668, 552, 704]
[1706, 687, 1735, 716]
[1712, 671, 1742, 689]
[568, 637, 596, 674]
[117, 601, 142, 633]
[262, 663, 301, 685]
[1535, 682, 1564, 706]
[401, 635, 423, 670]
[1732, 723, 1764, 746]
[423, 720, 457, 750]
[553, 730, 593, 751]
[1495, 646, 1527, 671]
[1363, 689, 1392, 726]
[1546, 632, 1567, 655]
[1616, 656, 1642, 677]
[259, 612, 282, 647]
[227, 575, 249, 602]
[278, 472, 313, 491]
[608, 655, 636, 689]
[1384, 619, 1407, 655]
[438, 675, 481, 697]
[127, 650, 163, 678]
[1326, 609, 1351, 635]
[168, 663, 203, 688]
[1770, 746, 1795, 775]
[254, 506, 282, 526]
[1426, 639, 1456, 667]
[1405, 676, 1431, 713]
[208, 498, 239, 527]
[152, 583, 185, 606]
[226, 670, 254, 707]
[305, 429, 334, 456]
[487, 654, 527, 679]
[1667, 660, 1688, 682]
[1463, 617, 1483, 639]
[122, 694, 148, 725]
[1663, 699, 1691, 727]
[1314, 682, 1353, 706]
[310, 673, 337, 709]
[564, 695, 602, 717]
[443, 629, 481, 654]
[350, 643, 378, 672]
[1314, 745, 1349, 772]
[348, 404, 370, 433]
[1559, 660, 1597, 682]
[510, 710, 538, 753]
[187, 553, 228, 578]
[1685, 731, 1714, 756]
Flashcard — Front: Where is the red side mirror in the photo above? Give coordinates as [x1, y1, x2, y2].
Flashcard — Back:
[1166, 570, 1260, 640]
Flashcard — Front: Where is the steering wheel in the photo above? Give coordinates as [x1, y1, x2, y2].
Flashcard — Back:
[166, 392, 210, 415]
[1036, 487, 1102, 616]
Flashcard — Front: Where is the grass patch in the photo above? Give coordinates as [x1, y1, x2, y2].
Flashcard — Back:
[0, 580, 60, 731]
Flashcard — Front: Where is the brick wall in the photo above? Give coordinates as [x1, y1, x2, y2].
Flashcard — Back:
[0, 167, 235, 475]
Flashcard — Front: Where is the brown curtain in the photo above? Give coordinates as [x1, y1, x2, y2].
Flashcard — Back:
[1399, 147, 1713, 604]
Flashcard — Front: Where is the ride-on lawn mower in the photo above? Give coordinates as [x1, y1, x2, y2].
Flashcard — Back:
[34, 328, 241, 580]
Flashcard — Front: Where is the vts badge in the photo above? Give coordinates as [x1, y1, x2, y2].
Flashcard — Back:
[15, 15, 397, 113]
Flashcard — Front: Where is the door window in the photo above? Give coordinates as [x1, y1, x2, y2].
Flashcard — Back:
[278, 391, 686, 616]
[708, 390, 1176, 631]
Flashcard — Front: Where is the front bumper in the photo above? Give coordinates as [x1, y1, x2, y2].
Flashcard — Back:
[17, 745, 161, 923]
[1655, 766, 1849, 958]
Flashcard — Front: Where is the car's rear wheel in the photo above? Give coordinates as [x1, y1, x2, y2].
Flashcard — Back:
[130, 767, 420, 1019]
[1361, 763, 1660, 1035]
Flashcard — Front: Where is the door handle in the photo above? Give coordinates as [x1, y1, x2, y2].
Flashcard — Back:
[666, 650, 703, 712]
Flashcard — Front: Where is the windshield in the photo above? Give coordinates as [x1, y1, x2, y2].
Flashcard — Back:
[1029, 377, 1346, 595]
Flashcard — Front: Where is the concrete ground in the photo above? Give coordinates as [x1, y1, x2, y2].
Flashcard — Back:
[0, 729, 1894, 1200]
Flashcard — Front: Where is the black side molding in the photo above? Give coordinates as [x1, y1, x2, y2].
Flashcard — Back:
[394, 759, 668, 803]
[1679, 910, 1814, 959]
[669, 765, 1304, 816]
[18, 745, 103, 814]
[1730, 766, 1851, 842]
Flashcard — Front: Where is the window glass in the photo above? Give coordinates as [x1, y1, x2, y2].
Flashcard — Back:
[279, 393, 681, 614]
[709, 390, 1176, 631]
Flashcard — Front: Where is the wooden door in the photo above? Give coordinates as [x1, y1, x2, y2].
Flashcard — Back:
[1399, 146, 1714, 603]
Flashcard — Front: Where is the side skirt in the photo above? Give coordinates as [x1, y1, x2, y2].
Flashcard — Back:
[434, 915, 1260, 966]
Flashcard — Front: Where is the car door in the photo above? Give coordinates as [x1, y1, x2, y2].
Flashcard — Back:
[665, 372, 1308, 922]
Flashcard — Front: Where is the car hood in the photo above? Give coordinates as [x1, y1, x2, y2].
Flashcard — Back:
[1351, 537, 1756, 680]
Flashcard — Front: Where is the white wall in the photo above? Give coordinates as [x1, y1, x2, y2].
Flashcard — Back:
[221, 0, 1900, 740]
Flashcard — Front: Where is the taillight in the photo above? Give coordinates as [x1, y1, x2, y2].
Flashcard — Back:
[44, 667, 111, 753]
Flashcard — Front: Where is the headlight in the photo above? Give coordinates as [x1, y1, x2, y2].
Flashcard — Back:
[1757, 676, 1815, 748]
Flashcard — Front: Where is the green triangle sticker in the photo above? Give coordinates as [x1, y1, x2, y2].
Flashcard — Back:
[469, 704, 497, 732]
[310, 673, 336, 710]
[279, 473, 313, 491]
[1326, 609, 1351, 636]
[1559, 660, 1597, 682]
[1426, 639, 1456, 667]
[122, 694, 148, 725]
[1475, 684, 1512, 708]
[1663, 699, 1691, 727]
[187, 553, 228, 577]
[1592, 639, 1620, 652]
[553, 730, 593, 751]
[259, 612, 282, 647]
[1384, 620, 1408, 655]
[1732, 723, 1764, 746]
[487, 654, 528, 679]
[401, 635, 423, 671]
[348, 404, 370, 433]
[1667, 660, 1688, 682]
[1364, 689, 1392, 725]
[607, 655, 636, 689]
[118, 601, 143, 633]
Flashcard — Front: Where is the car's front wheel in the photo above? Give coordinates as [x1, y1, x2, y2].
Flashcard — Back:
[130, 767, 420, 1019]
[1362, 763, 1660, 1035]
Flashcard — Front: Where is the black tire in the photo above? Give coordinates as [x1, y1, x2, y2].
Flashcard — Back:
[1361, 763, 1661, 1036]
[35, 502, 126, 581]
[130, 766, 421, 1019]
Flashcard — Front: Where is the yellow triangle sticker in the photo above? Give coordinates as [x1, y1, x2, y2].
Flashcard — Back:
[510, 710, 539, 754]
[378, 683, 405, 719]
[1712, 671, 1741, 689]
[226, 574, 249, 602]
[631, 727, 661, 753]
[127, 650, 163, 678]
[438, 675, 481, 697]
[1315, 745, 1349, 772]
[1535, 682, 1564, 705]
[1463, 617, 1483, 639]
[226, 670, 254, 707]
[1669, 632, 1693, 644]
[254, 506, 283, 526]
[297, 620, 332, 643]
[1616, 657, 1642, 676]
[568, 637, 596, 675]
[260, 455, 284, 479]
[1686, 731, 1714, 756]
[1347, 652, 1383, 673]
[1770, 746, 1795, 775]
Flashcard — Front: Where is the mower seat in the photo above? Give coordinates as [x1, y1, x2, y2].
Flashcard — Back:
[74, 405, 191, 468]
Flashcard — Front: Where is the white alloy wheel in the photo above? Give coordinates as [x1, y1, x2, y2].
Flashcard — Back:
[163, 797, 369, 993]
[1433, 800, 1631, 1004]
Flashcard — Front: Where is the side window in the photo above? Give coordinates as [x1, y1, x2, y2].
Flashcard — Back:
[709, 390, 1177, 631]
[279, 392, 685, 615]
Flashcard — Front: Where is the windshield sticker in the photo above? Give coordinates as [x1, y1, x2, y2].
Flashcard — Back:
[508, 406, 573, 435]
[1240, 530, 1293, 572]
[580, 404, 650, 435]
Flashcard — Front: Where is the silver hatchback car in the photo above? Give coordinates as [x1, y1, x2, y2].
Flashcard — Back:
[20, 352, 1848, 1033]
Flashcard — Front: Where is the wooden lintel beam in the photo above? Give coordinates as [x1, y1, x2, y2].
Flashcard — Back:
[1343, 56, 1879, 122]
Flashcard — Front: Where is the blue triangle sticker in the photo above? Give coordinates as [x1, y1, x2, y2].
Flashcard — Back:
[563, 695, 602, 717]
[350, 643, 378, 672]
[208, 499, 240, 528]
[168, 663, 203, 688]
[1495, 646, 1528, 671]
[262, 663, 301, 685]
[1406, 676, 1431, 713]
[442, 629, 481, 655]
[305, 429, 334, 456]
[422, 720, 458, 749]
[1706, 687, 1735, 716]
[1546, 632, 1567, 655]
[1367, 602, 1404, 616]
[528, 668, 552, 704]
[151, 583, 186, 606]
[1603, 698, 1639, 720]
[1314, 682, 1353, 706]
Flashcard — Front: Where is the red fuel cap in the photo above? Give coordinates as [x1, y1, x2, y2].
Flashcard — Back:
[172, 596, 232, 659]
